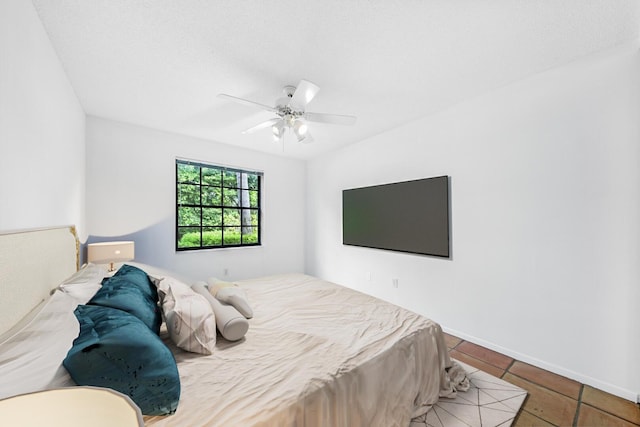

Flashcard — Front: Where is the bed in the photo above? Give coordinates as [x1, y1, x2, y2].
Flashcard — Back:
[0, 226, 467, 426]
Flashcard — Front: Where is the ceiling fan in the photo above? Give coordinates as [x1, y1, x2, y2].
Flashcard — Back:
[218, 80, 356, 144]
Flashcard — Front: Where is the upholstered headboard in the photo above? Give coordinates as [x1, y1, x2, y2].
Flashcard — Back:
[0, 226, 78, 336]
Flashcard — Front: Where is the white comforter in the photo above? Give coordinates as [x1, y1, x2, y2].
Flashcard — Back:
[145, 274, 461, 427]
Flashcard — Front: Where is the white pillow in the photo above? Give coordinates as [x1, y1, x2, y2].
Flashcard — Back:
[192, 282, 249, 342]
[207, 278, 254, 319]
[57, 263, 108, 304]
[156, 276, 216, 355]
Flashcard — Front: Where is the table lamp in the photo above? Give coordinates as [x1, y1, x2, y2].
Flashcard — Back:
[87, 241, 135, 272]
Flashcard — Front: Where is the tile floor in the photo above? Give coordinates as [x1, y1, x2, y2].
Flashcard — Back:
[444, 333, 640, 427]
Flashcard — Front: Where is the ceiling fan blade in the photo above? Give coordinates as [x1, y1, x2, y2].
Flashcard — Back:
[242, 118, 281, 134]
[304, 112, 357, 126]
[218, 93, 276, 113]
[289, 80, 320, 110]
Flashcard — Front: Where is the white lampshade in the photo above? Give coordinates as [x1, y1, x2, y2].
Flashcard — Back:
[0, 387, 143, 427]
[87, 241, 135, 271]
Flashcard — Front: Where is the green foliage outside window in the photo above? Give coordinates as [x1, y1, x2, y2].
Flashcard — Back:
[176, 160, 261, 250]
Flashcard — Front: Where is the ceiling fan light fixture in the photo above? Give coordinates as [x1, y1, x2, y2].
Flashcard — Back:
[292, 120, 309, 143]
[293, 120, 308, 137]
[272, 122, 285, 142]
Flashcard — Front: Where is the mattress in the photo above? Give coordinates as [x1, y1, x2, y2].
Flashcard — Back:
[144, 274, 458, 427]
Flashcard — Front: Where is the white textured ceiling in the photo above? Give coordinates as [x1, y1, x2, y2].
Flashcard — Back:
[32, 0, 639, 159]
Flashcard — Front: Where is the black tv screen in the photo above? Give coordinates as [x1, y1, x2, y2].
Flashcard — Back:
[342, 176, 450, 257]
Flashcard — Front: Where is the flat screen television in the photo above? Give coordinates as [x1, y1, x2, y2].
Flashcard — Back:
[342, 176, 450, 257]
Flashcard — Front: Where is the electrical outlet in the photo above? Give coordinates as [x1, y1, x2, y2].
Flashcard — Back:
[366, 271, 372, 281]
[392, 278, 399, 288]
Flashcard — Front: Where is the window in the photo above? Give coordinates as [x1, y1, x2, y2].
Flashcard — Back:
[176, 159, 261, 250]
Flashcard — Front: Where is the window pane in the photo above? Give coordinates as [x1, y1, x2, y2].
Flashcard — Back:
[242, 226, 258, 244]
[202, 187, 221, 206]
[249, 190, 258, 208]
[239, 209, 253, 229]
[177, 163, 200, 184]
[223, 227, 241, 245]
[202, 227, 222, 246]
[239, 172, 250, 190]
[250, 210, 258, 226]
[178, 184, 200, 205]
[178, 207, 201, 226]
[223, 170, 240, 188]
[223, 188, 239, 207]
[202, 208, 222, 226]
[247, 174, 258, 190]
[223, 209, 240, 226]
[236, 188, 250, 208]
[177, 227, 200, 248]
[202, 167, 221, 186]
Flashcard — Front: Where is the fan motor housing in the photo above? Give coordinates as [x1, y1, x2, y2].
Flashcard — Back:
[282, 85, 296, 97]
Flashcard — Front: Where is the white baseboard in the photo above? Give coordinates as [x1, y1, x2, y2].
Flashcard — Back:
[443, 327, 639, 403]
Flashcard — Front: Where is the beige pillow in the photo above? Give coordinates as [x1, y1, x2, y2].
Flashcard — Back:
[207, 278, 253, 319]
[156, 276, 216, 354]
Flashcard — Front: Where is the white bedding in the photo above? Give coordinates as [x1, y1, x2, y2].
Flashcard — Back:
[145, 274, 460, 427]
[0, 291, 78, 400]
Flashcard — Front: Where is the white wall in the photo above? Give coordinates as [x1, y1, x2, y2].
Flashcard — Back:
[86, 117, 306, 281]
[5, 0, 637, 399]
[306, 44, 640, 401]
[0, 0, 85, 236]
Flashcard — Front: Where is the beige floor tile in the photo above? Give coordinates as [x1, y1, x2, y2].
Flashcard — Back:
[581, 386, 640, 425]
[503, 373, 577, 427]
[512, 409, 556, 427]
[508, 361, 581, 399]
[456, 341, 513, 370]
[578, 403, 639, 427]
[444, 333, 462, 349]
[450, 349, 505, 379]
